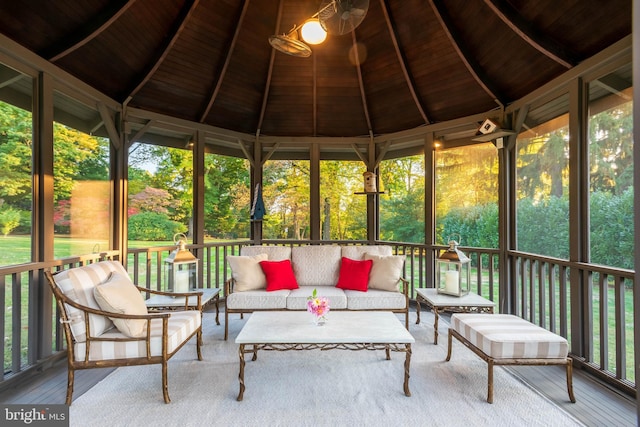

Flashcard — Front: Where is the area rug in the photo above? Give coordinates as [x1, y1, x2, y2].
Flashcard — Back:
[70, 311, 583, 427]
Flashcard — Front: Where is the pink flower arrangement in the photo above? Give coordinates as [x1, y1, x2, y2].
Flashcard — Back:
[307, 289, 330, 323]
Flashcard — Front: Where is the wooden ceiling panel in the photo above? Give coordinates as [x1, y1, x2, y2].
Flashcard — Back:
[0, 0, 632, 139]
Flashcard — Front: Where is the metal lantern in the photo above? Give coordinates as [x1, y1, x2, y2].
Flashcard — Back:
[164, 233, 198, 293]
[436, 239, 470, 297]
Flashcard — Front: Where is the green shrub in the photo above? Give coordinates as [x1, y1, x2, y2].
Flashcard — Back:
[128, 212, 186, 241]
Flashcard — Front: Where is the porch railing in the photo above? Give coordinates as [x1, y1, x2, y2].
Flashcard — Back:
[0, 241, 634, 396]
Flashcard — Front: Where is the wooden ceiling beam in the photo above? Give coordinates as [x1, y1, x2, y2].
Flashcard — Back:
[429, 0, 505, 107]
[351, 31, 373, 134]
[256, 0, 283, 136]
[379, 0, 430, 125]
[312, 52, 317, 136]
[483, 0, 577, 69]
[44, 0, 136, 61]
[199, 0, 250, 122]
[124, 0, 199, 105]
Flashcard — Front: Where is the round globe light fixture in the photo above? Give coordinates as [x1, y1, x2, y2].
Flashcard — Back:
[300, 19, 327, 45]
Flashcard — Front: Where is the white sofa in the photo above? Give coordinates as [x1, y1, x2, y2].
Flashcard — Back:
[224, 245, 409, 339]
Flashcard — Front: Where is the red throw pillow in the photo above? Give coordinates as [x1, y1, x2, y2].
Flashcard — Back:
[259, 260, 299, 291]
[335, 257, 373, 292]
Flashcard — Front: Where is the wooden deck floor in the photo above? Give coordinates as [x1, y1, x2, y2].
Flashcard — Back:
[0, 307, 636, 426]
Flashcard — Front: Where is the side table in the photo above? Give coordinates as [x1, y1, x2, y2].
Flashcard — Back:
[415, 288, 495, 344]
[145, 287, 221, 325]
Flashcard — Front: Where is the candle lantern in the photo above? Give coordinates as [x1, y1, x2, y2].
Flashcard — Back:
[164, 233, 198, 293]
[436, 239, 470, 297]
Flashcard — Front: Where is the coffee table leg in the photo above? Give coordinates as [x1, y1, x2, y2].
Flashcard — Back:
[403, 343, 412, 396]
[215, 296, 220, 325]
[415, 296, 422, 324]
[237, 344, 246, 401]
[433, 307, 440, 345]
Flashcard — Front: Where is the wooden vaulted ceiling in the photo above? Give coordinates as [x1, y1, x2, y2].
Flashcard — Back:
[0, 0, 632, 139]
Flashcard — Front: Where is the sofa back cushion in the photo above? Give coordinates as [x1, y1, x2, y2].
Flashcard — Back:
[53, 261, 128, 342]
[335, 257, 373, 292]
[291, 245, 342, 287]
[364, 253, 406, 292]
[227, 253, 268, 291]
[241, 245, 291, 261]
[94, 272, 148, 337]
[341, 245, 392, 260]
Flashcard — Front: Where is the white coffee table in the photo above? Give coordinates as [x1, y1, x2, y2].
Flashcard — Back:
[144, 287, 221, 325]
[415, 288, 495, 345]
[235, 311, 415, 401]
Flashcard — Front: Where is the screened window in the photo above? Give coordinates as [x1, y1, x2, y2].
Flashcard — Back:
[204, 153, 250, 240]
[0, 90, 33, 265]
[515, 95, 570, 258]
[587, 65, 633, 270]
[380, 155, 425, 243]
[53, 92, 111, 259]
[435, 144, 498, 248]
[262, 160, 310, 240]
[319, 160, 366, 240]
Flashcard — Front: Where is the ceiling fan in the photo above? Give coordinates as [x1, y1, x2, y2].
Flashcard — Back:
[318, 0, 369, 35]
[269, 0, 370, 57]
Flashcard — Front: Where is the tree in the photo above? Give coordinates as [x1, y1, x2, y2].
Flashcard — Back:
[129, 187, 176, 214]
[0, 206, 21, 236]
[0, 102, 33, 207]
[380, 155, 426, 243]
[263, 160, 310, 239]
[204, 155, 250, 238]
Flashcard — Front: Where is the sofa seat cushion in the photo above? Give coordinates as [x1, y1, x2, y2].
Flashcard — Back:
[450, 313, 569, 359]
[285, 286, 348, 310]
[54, 261, 130, 342]
[73, 310, 200, 362]
[341, 245, 392, 260]
[226, 290, 290, 310]
[292, 245, 342, 287]
[241, 245, 291, 261]
[343, 289, 407, 310]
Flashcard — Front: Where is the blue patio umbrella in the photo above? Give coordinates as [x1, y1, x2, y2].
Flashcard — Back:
[251, 184, 266, 221]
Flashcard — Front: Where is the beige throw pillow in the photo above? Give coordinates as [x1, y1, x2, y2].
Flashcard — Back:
[364, 253, 406, 292]
[227, 253, 268, 291]
[93, 272, 148, 337]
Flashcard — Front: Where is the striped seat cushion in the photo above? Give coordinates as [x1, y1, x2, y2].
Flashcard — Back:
[73, 310, 200, 362]
[450, 313, 568, 359]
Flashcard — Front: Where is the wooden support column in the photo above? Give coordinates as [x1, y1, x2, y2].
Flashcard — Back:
[424, 133, 435, 285]
[568, 77, 589, 359]
[192, 131, 205, 286]
[367, 137, 377, 242]
[633, 0, 640, 421]
[251, 136, 263, 243]
[111, 112, 128, 267]
[498, 123, 515, 315]
[310, 144, 321, 241]
[33, 72, 54, 360]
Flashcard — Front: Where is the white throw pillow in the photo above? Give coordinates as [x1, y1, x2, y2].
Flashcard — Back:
[364, 253, 406, 292]
[93, 272, 148, 337]
[227, 253, 268, 291]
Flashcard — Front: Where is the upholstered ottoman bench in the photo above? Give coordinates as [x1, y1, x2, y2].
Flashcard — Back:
[446, 313, 576, 404]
